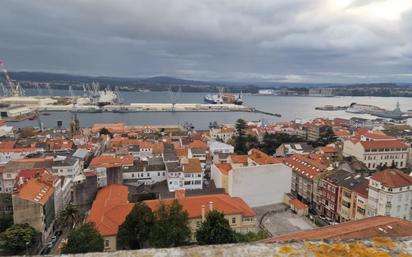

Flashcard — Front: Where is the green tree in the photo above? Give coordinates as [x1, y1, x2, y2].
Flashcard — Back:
[150, 200, 191, 248]
[99, 127, 112, 137]
[196, 210, 237, 245]
[0, 213, 13, 233]
[1, 224, 38, 254]
[61, 223, 104, 254]
[260, 132, 303, 155]
[117, 203, 155, 250]
[57, 204, 81, 229]
[234, 119, 247, 154]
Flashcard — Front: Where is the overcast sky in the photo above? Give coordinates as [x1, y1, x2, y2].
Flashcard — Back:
[1, 0, 412, 83]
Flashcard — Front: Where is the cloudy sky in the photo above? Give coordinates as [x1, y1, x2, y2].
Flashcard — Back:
[1, 0, 412, 83]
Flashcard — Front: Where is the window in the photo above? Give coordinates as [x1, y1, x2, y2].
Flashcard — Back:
[105, 240, 109, 247]
[231, 217, 236, 224]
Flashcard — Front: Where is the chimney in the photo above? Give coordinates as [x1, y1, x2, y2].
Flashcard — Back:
[208, 201, 214, 211]
[201, 205, 206, 222]
[174, 188, 186, 200]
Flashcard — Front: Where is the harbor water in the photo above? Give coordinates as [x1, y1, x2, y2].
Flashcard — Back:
[11, 89, 412, 129]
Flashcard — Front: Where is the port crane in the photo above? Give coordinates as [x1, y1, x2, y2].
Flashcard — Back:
[169, 86, 181, 112]
[0, 59, 24, 96]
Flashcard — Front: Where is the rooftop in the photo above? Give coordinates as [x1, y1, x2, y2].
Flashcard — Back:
[371, 169, 412, 188]
[16, 178, 55, 205]
[87, 184, 133, 237]
[145, 193, 256, 219]
[265, 216, 412, 242]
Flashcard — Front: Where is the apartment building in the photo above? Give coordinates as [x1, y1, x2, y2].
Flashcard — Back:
[12, 176, 56, 242]
[343, 138, 408, 170]
[336, 173, 368, 222]
[367, 169, 412, 221]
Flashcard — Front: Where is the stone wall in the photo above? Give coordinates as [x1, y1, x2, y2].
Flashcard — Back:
[29, 238, 412, 257]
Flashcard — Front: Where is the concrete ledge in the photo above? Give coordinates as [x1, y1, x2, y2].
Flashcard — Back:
[28, 238, 412, 257]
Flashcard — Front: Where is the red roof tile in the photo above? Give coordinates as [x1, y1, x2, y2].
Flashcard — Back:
[144, 194, 255, 219]
[289, 199, 306, 210]
[371, 169, 412, 188]
[229, 154, 248, 164]
[360, 140, 408, 150]
[90, 155, 133, 168]
[216, 163, 232, 175]
[87, 184, 133, 236]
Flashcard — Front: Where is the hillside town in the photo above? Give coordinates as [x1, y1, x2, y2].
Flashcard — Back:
[0, 115, 412, 255]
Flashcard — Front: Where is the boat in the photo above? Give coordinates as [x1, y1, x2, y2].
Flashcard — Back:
[112, 107, 129, 113]
[96, 89, 118, 106]
[204, 91, 243, 105]
[71, 108, 102, 113]
[346, 103, 384, 114]
[369, 101, 406, 120]
[315, 105, 347, 111]
[204, 94, 223, 104]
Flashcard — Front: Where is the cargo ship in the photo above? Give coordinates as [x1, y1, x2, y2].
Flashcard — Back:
[204, 92, 243, 105]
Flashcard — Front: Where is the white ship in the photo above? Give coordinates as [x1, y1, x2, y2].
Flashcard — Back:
[346, 103, 384, 114]
[96, 89, 118, 106]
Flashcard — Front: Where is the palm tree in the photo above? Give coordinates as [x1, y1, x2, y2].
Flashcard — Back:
[57, 204, 81, 229]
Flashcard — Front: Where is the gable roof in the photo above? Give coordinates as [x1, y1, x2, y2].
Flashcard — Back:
[215, 163, 232, 176]
[87, 184, 133, 237]
[17, 178, 55, 205]
[144, 194, 255, 219]
[371, 169, 412, 188]
[182, 158, 202, 173]
[229, 154, 248, 164]
[248, 148, 282, 165]
[90, 155, 133, 168]
[360, 140, 408, 150]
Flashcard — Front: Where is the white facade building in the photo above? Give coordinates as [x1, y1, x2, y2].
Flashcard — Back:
[0, 148, 41, 164]
[367, 169, 412, 221]
[228, 164, 292, 207]
[343, 139, 408, 170]
[52, 157, 82, 179]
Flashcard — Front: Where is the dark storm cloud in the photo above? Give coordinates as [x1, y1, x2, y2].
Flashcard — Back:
[0, 0, 411, 83]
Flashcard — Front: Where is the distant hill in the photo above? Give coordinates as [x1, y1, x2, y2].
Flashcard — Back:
[4, 71, 412, 94]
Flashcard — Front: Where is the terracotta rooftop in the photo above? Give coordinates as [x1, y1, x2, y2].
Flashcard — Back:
[215, 163, 232, 176]
[17, 178, 55, 205]
[265, 216, 412, 242]
[0, 141, 16, 149]
[92, 123, 127, 134]
[371, 169, 412, 188]
[182, 158, 202, 173]
[90, 155, 134, 168]
[229, 154, 248, 164]
[283, 154, 328, 180]
[87, 184, 133, 237]
[188, 140, 208, 151]
[145, 194, 256, 219]
[362, 132, 395, 140]
[289, 199, 306, 210]
[248, 148, 282, 165]
[360, 140, 408, 150]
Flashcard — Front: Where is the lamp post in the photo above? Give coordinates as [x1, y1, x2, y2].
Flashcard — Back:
[25, 241, 30, 255]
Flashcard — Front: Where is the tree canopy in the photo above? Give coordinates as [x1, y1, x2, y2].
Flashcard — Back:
[61, 223, 104, 254]
[1, 224, 38, 254]
[234, 119, 247, 154]
[117, 203, 155, 250]
[150, 200, 191, 248]
[261, 132, 302, 155]
[196, 210, 237, 245]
